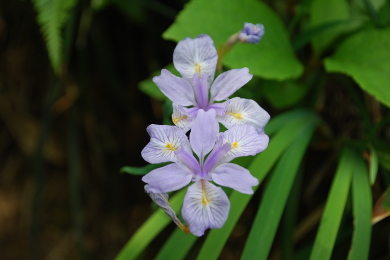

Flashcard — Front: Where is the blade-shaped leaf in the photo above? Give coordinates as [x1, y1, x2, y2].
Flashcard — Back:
[115, 189, 187, 260]
[241, 116, 318, 260]
[163, 0, 303, 80]
[196, 110, 320, 260]
[347, 152, 372, 260]
[309, 148, 355, 260]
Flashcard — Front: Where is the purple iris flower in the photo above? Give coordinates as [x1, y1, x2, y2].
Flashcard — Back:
[153, 34, 270, 133]
[239, 23, 265, 44]
[141, 110, 269, 236]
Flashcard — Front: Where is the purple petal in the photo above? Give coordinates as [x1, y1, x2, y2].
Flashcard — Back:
[153, 69, 196, 106]
[210, 68, 252, 102]
[190, 109, 219, 160]
[217, 124, 269, 164]
[142, 163, 193, 193]
[202, 140, 231, 173]
[192, 73, 209, 110]
[208, 102, 227, 116]
[182, 180, 230, 236]
[141, 124, 191, 164]
[217, 97, 270, 133]
[173, 34, 218, 86]
[172, 103, 195, 132]
[211, 163, 259, 194]
[175, 147, 201, 176]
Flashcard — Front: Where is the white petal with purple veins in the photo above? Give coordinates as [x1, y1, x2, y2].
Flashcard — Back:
[141, 124, 191, 164]
[217, 97, 270, 133]
[142, 163, 193, 193]
[153, 69, 196, 106]
[173, 34, 218, 85]
[210, 68, 253, 102]
[182, 180, 230, 236]
[217, 124, 269, 164]
[211, 163, 259, 194]
[172, 103, 195, 132]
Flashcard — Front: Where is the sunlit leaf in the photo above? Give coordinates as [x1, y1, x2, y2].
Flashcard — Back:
[163, 0, 303, 80]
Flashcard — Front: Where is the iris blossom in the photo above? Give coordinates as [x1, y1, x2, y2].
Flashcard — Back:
[153, 34, 270, 133]
[239, 23, 265, 44]
[141, 110, 269, 236]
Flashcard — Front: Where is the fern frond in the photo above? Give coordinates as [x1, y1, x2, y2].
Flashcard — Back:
[32, 0, 77, 74]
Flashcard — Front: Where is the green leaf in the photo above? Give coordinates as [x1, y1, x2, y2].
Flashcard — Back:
[196, 110, 320, 260]
[309, 148, 355, 260]
[309, 0, 350, 54]
[115, 189, 187, 260]
[120, 163, 170, 175]
[369, 146, 379, 184]
[163, 0, 303, 80]
[241, 114, 318, 260]
[32, 0, 77, 74]
[324, 28, 390, 108]
[262, 80, 308, 109]
[155, 228, 198, 260]
[348, 153, 372, 260]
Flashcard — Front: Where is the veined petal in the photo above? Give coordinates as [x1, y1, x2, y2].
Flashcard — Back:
[217, 97, 270, 133]
[190, 109, 219, 160]
[211, 163, 259, 194]
[173, 34, 217, 85]
[141, 124, 191, 164]
[218, 124, 269, 164]
[153, 69, 196, 106]
[182, 180, 230, 236]
[192, 73, 209, 110]
[202, 140, 231, 173]
[142, 163, 193, 193]
[210, 68, 252, 102]
[175, 147, 200, 176]
[172, 103, 195, 132]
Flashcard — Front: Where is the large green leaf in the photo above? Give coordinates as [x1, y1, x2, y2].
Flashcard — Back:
[309, 148, 355, 260]
[325, 28, 390, 108]
[163, 0, 303, 80]
[241, 115, 318, 260]
[32, 0, 76, 74]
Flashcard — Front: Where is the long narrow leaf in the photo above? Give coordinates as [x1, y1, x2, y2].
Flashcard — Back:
[309, 148, 355, 260]
[155, 228, 198, 260]
[115, 189, 187, 260]
[241, 117, 318, 260]
[347, 153, 372, 260]
[197, 110, 320, 260]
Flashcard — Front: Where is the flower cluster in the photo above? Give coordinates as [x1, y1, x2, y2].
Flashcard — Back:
[141, 32, 270, 236]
